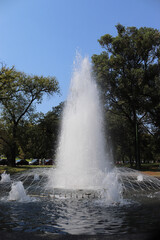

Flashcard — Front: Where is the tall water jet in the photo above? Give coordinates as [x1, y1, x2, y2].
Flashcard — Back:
[49, 55, 122, 202]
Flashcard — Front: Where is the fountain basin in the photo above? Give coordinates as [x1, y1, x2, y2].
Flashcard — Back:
[0, 168, 160, 235]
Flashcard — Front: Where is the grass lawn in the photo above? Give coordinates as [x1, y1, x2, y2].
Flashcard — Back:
[117, 162, 160, 170]
[1, 163, 160, 178]
[0, 165, 53, 175]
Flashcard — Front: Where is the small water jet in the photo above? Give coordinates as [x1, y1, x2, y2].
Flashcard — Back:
[0, 171, 11, 183]
[137, 174, 143, 182]
[8, 181, 30, 202]
[34, 173, 40, 181]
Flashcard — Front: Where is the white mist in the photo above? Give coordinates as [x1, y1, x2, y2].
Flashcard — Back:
[49, 55, 122, 202]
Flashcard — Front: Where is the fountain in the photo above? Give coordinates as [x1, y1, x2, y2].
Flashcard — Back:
[47, 54, 122, 203]
[0, 55, 160, 236]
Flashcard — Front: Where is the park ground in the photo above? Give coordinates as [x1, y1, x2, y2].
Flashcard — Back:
[0, 165, 52, 175]
[0, 163, 160, 178]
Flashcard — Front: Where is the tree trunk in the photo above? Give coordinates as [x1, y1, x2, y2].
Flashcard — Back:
[134, 113, 141, 169]
[10, 144, 16, 167]
[129, 153, 133, 168]
[134, 119, 141, 169]
[8, 125, 17, 167]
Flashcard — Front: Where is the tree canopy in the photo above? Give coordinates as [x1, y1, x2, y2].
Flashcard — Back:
[92, 24, 160, 168]
[0, 66, 60, 166]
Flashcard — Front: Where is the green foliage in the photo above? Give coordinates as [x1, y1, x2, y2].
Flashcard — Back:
[92, 24, 160, 168]
[17, 103, 63, 160]
[0, 66, 60, 166]
[0, 165, 53, 175]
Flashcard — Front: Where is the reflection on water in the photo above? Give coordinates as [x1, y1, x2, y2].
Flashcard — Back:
[0, 169, 160, 235]
[0, 196, 160, 235]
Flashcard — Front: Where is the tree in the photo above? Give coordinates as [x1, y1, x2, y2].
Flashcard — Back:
[34, 102, 64, 158]
[0, 66, 59, 166]
[92, 24, 160, 169]
[17, 102, 64, 160]
[0, 65, 19, 101]
[105, 109, 135, 166]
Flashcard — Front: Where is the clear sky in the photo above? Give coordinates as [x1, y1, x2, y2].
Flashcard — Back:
[0, 0, 160, 113]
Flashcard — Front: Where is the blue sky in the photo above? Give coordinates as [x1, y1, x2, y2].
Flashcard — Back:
[0, 0, 160, 113]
